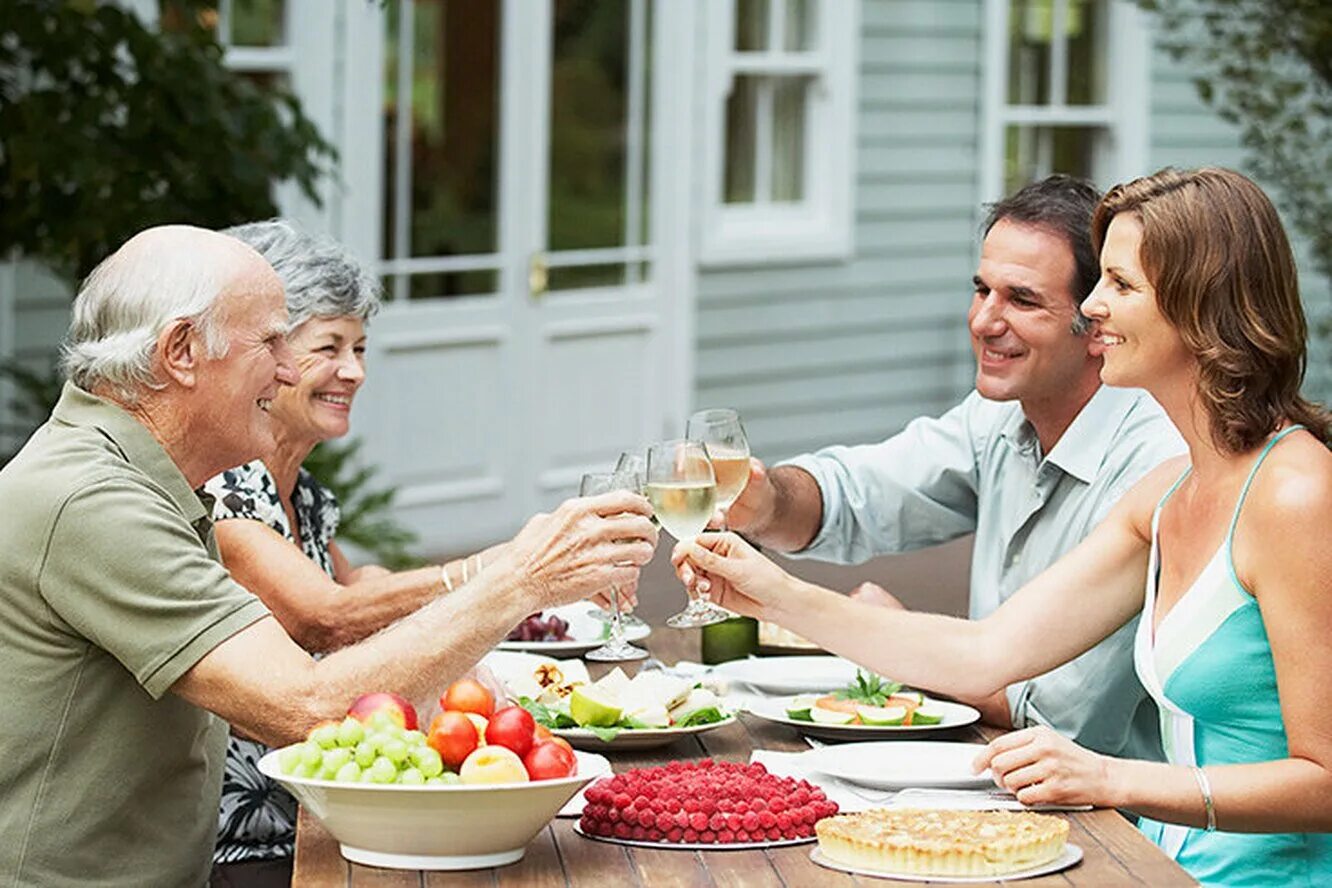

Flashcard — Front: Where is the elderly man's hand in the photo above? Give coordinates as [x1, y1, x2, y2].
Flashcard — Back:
[501, 491, 657, 610]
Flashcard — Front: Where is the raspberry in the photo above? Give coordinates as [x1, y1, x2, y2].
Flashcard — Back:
[613, 792, 632, 810]
[776, 812, 792, 831]
[607, 808, 621, 823]
[733, 800, 749, 815]
[726, 813, 743, 832]
[683, 798, 699, 814]
[683, 828, 698, 842]
[613, 823, 631, 839]
[708, 813, 725, 831]
[735, 830, 750, 843]
[769, 797, 786, 813]
[655, 812, 672, 831]
[631, 826, 646, 840]
[700, 830, 716, 843]
[689, 811, 707, 831]
[645, 827, 663, 842]
[751, 798, 767, 812]
[759, 811, 776, 828]
[742, 812, 760, 832]
[766, 827, 782, 841]
[718, 829, 735, 843]
[634, 795, 650, 810]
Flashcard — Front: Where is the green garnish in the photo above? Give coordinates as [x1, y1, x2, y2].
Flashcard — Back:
[518, 697, 578, 729]
[833, 670, 902, 706]
[676, 706, 725, 727]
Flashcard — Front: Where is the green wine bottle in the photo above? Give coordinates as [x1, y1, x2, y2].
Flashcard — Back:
[701, 616, 759, 665]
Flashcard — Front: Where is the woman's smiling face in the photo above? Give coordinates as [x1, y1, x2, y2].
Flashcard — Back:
[269, 315, 367, 446]
[1081, 213, 1193, 389]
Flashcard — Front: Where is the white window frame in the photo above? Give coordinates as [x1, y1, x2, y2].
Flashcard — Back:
[697, 0, 859, 267]
[979, 0, 1150, 205]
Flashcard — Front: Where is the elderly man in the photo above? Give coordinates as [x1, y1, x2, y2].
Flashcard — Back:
[0, 226, 657, 887]
[719, 176, 1185, 760]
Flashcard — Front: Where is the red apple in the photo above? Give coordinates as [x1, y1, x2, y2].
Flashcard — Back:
[485, 706, 536, 758]
[440, 678, 495, 718]
[427, 711, 479, 770]
[346, 691, 418, 731]
[459, 745, 529, 785]
[524, 740, 577, 781]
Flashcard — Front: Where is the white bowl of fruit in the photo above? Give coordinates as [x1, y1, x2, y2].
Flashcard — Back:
[260, 682, 610, 870]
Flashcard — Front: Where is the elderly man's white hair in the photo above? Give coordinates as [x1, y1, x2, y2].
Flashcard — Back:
[62, 225, 264, 403]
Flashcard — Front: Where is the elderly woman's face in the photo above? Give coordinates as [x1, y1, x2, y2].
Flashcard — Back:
[269, 316, 367, 446]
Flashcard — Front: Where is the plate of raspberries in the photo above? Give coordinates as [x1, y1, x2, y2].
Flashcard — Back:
[576, 759, 839, 849]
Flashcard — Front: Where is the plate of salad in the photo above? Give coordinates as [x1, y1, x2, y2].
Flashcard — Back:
[518, 666, 737, 751]
[744, 671, 980, 741]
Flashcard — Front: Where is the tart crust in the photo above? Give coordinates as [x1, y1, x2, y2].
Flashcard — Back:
[815, 808, 1069, 876]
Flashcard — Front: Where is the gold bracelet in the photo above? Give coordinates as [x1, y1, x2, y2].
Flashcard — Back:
[461, 556, 469, 585]
[1190, 765, 1216, 832]
[440, 563, 454, 594]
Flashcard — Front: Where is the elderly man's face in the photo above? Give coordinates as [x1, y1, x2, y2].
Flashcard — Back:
[194, 265, 297, 468]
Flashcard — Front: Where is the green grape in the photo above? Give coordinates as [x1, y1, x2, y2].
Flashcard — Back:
[398, 767, 425, 785]
[323, 748, 352, 773]
[353, 740, 377, 768]
[368, 732, 394, 754]
[336, 717, 365, 748]
[402, 729, 426, 747]
[297, 760, 320, 779]
[411, 746, 444, 778]
[359, 769, 378, 783]
[367, 711, 396, 731]
[439, 772, 461, 785]
[425, 776, 446, 785]
[310, 723, 339, 749]
[334, 761, 362, 783]
[279, 745, 303, 775]
[299, 741, 323, 768]
[368, 756, 397, 784]
[381, 739, 409, 765]
[318, 764, 340, 781]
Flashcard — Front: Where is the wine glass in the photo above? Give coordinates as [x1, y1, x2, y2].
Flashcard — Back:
[608, 451, 650, 631]
[686, 408, 751, 528]
[645, 439, 729, 628]
[579, 471, 650, 662]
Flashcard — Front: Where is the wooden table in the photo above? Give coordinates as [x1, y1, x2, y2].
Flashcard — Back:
[294, 628, 1196, 886]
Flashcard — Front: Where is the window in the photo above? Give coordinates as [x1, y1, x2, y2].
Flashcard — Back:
[699, 0, 858, 265]
[980, 0, 1148, 202]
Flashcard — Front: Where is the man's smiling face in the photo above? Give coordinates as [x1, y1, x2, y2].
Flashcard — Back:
[968, 219, 1100, 410]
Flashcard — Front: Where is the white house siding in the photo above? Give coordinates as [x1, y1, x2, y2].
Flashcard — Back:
[1149, 43, 1331, 402]
[693, 0, 983, 462]
[0, 262, 72, 454]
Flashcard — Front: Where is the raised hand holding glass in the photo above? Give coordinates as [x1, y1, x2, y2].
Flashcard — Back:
[646, 439, 729, 628]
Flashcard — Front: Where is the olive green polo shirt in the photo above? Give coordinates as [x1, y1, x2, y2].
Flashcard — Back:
[0, 383, 270, 887]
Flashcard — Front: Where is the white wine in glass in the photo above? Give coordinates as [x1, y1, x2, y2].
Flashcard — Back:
[646, 439, 729, 628]
[686, 408, 751, 511]
[579, 471, 650, 662]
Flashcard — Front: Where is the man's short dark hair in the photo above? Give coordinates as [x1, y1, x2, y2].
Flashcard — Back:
[981, 175, 1102, 329]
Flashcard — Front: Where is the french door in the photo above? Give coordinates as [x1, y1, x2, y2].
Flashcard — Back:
[338, 0, 691, 554]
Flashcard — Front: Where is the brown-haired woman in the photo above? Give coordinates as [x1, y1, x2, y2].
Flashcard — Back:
[672, 167, 1332, 884]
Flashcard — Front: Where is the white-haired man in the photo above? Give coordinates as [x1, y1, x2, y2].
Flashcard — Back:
[0, 226, 657, 887]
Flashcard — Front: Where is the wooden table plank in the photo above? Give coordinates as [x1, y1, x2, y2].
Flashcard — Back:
[294, 626, 1196, 887]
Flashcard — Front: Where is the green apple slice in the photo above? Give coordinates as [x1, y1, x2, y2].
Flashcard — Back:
[910, 708, 944, 725]
[809, 706, 857, 725]
[856, 704, 908, 726]
[569, 685, 622, 727]
[785, 694, 819, 721]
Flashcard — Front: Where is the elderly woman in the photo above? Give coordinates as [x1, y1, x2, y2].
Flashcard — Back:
[674, 168, 1332, 885]
[203, 221, 633, 882]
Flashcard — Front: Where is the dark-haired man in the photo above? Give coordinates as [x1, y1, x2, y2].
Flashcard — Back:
[722, 175, 1185, 760]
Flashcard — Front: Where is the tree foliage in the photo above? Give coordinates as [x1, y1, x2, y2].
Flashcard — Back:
[0, 0, 335, 280]
[1140, 0, 1332, 287]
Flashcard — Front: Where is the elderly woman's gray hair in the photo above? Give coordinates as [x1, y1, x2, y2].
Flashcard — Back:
[62, 225, 237, 403]
[223, 219, 380, 330]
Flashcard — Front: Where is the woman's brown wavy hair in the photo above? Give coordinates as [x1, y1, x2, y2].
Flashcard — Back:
[1091, 167, 1330, 454]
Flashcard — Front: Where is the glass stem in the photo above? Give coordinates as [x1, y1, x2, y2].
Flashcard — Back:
[609, 584, 625, 640]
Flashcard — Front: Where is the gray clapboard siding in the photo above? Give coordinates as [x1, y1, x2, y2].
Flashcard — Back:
[695, 0, 981, 461]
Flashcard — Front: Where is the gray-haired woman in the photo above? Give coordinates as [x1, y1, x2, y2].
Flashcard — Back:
[202, 220, 511, 884]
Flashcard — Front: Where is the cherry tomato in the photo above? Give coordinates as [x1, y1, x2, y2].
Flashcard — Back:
[524, 740, 577, 781]
[440, 678, 495, 718]
[427, 711, 479, 770]
[485, 706, 537, 758]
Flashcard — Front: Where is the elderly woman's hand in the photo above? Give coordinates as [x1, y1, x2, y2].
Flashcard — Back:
[499, 490, 657, 611]
[973, 725, 1115, 807]
[669, 532, 793, 620]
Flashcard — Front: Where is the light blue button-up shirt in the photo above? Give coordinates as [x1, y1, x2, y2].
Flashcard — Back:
[781, 385, 1186, 761]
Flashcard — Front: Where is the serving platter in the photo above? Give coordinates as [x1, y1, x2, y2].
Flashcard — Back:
[574, 821, 814, 851]
[552, 714, 739, 751]
[710, 655, 862, 694]
[810, 844, 1084, 882]
[801, 741, 993, 790]
[745, 696, 980, 741]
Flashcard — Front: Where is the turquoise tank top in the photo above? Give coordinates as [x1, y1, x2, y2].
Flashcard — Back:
[1133, 425, 1332, 886]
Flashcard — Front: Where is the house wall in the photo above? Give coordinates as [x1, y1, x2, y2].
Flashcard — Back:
[693, 0, 983, 464]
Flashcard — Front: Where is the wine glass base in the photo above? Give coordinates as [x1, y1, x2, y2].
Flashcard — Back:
[590, 609, 648, 631]
[665, 606, 731, 629]
[584, 640, 650, 662]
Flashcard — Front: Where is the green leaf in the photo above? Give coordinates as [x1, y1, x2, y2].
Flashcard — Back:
[518, 697, 577, 729]
[676, 706, 725, 727]
[586, 725, 622, 742]
[833, 670, 902, 706]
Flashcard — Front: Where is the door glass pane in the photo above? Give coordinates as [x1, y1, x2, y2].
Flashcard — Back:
[735, 0, 768, 51]
[1004, 125, 1099, 196]
[783, 0, 813, 51]
[382, 271, 500, 301]
[771, 77, 806, 202]
[1065, 0, 1106, 106]
[383, 0, 502, 300]
[724, 75, 759, 203]
[230, 0, 285, 46]
[1008, 0, 1051, 105]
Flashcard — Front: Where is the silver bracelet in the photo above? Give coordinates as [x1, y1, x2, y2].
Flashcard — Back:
[1190, 765, 1216, 832]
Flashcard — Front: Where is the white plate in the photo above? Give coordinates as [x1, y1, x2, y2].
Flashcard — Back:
[745, 696, 980, 740]
[553, 714, 739, 751]
[810, 843, 1083, 882]
[802, 741, 992, 790]
[710, 655, 862, 694]
[573, 821, 814, 850]
[496, 603, 651, 656]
